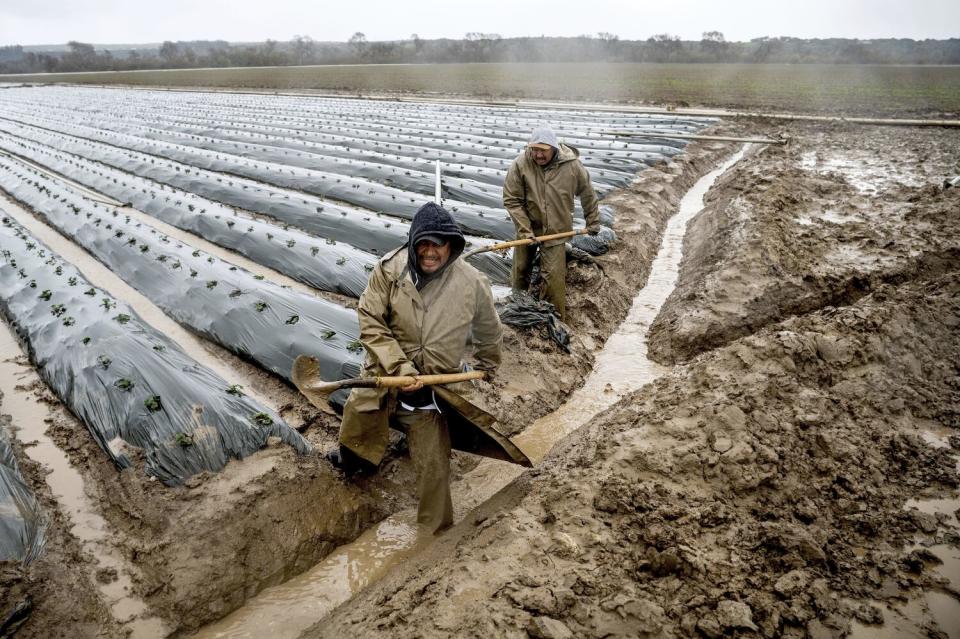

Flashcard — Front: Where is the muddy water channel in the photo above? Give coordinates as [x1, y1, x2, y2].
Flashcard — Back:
[191, 147, 750, 639]
[0, 322, 167, 638]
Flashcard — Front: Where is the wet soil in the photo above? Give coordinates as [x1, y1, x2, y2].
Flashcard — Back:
[0, 392, 121, 639]
[303, 123, 960, 638]
[307, 260, 960, 639]
[478, 133, 741, 437]
[0, 120, 740, 634]
[647, 121, 960, 365]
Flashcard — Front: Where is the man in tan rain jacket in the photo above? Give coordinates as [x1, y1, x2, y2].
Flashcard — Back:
[502, 126, 602, 320]
[330, 202, 504, 534]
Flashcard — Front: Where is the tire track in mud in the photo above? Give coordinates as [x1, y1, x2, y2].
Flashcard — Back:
[188, 146, 749, 639]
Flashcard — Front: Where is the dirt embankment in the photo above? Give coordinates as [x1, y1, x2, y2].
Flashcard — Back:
[306, 270, 960, 639]
[482, 134, 739, 436]
[305, 123, 960, 638]
[647, 121, 960, 365]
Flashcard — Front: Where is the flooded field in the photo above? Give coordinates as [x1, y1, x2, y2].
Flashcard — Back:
[0, 82, 957, 639]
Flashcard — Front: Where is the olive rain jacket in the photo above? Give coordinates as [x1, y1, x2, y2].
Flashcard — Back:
[338, 245, 530, 468]
[502, 143, 602, 248]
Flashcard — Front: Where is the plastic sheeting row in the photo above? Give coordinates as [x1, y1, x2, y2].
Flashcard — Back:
[0, 118, 514, 284]
[0, 213, 311, 485]
[0, 154, 364, 394]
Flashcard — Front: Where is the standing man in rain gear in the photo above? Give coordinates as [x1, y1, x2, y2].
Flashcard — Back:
[503, 126, 602, 320]
[329, 202, 504, 534]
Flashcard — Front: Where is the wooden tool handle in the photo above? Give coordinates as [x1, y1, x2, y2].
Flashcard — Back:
[464, 228, 588, 258]
[376, 370, 486, 388]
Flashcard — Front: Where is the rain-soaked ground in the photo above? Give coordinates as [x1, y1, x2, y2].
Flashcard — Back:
[189, 146, 750, 639]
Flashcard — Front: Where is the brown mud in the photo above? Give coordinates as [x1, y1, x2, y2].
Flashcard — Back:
[647, 121, 960, 365]
[0, 121, 740, 634]
[478, 132, 741, 437]
[304, 123, 960, 638]
[0, 371, 122, 638]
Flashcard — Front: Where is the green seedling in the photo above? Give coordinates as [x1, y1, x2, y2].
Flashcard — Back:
[152, 344, 165, 352]
[336, 257, 346, 266]
[101, 298, 115, 311]
[174, 432, 194, 448]
[192, 250, 201, 257]
[84, 287, 96, 296]
[98, 355, 112, 369]
[251, 412, 273, 427]
[325, 238, 336, 245]
[28, 280, 36, 288]
[253, 275, 264, 280]
[68, 277, 77, 286]
[287, 240, 296, 248]
[50, 303, 66, 317]
[311, 247, 319, 256]
[81, 337, 91, 345]
[114, 314, 131, 324]
[115, 378, 134, 392]
[172, 260, 181, 269]
[254, 301, 268, 312]
[346, 339, 364, 354]
[285, 315, 299, 325]
[207, 257, 214, 264]
[143, 395, 162, 412]
[229, 289, 242, 298]
[206, 280, 218, 289]
[54, 265, 63, 276]
[39, 289, 52, 301]
[139, 244, 149, 253]
[364, 264, 374, 272]
[157, 255, 167, 263]
[62, 316, 75, 327]
[190, 269, 198, 278]
[225, 384, 244, 396]
[321, 329, 336, 340]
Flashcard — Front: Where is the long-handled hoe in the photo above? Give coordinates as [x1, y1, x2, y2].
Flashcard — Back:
[292, 355, 485, 414]
[463, 228, 588, 259]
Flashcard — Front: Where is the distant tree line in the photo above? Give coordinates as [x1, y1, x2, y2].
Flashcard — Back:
[2, 33, 959, 74]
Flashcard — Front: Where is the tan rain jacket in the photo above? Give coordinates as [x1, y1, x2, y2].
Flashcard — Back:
[339, 248, 529, 467]
[502, 143, 601, 247]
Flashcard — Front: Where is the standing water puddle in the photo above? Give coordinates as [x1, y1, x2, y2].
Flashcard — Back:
[191, 146, 750, 639]
[851, 429, 960, 639]
[0, 321, 168, 637]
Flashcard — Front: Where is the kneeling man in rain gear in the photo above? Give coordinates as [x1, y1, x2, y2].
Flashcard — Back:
[330, 202, 512, 534]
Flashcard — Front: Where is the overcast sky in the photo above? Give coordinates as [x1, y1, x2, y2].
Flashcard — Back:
[2, 0, 958, 47]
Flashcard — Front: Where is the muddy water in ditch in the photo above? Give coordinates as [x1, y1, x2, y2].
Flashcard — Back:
[0, 322, 167, 637]
[192, 146, 750, 639]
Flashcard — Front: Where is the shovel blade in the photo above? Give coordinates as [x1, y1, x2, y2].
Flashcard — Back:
[291, 355, 336, 415]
